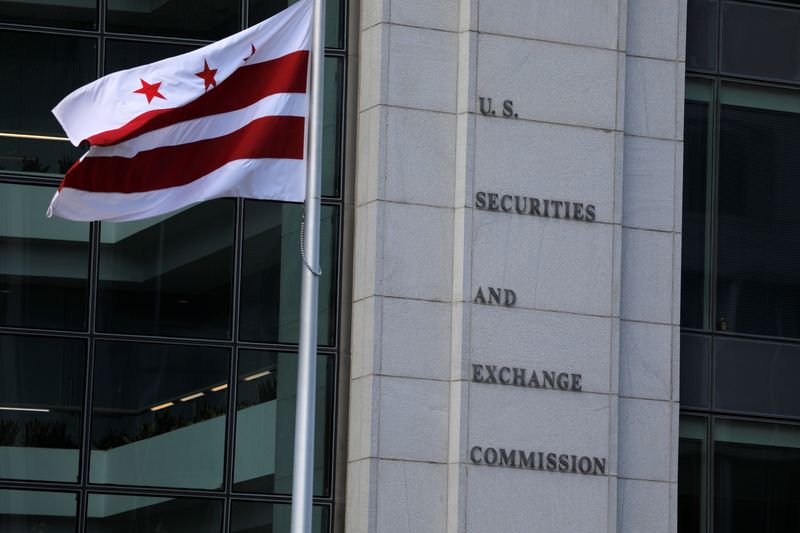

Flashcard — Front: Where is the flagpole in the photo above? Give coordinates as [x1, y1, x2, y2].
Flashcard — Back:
[291, 0, 325, 530]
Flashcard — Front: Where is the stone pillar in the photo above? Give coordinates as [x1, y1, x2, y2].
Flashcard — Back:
[346, 0, 686, 530]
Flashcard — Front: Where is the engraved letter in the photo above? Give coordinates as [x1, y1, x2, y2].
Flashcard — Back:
[470, 446, 483, 463]
[475, 191, 487, 209]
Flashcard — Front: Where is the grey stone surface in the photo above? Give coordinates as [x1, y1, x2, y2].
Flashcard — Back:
[469, 305, 613, 394]
[350, 296, 380, 379]
[466, 465, 610, 533]
[477, 34, 619, 130]
[348, 375, 380, 461]
[385, 107, 456, 208]
[352, 202, 381, 302]
[390, 0, 459, 32]
[468, 384, 612, 458]
[356, 106, 385, 205]
[473, 117, 617, 216]
[624, 56, 678, 140]
[622, 136, 676, 232]
[378, 377, 449, 463]
[376, 460, 448, 533]
[382, 202, 453, 302]
[387, 25, 458, 113]
[357, 24, 387, 112]
[627, 0, 680, 60]
[621, 228, 674, 324]
[471, 213, 615, 316]
[618, 398, 672, 481]
[345, 458, 378, 533]
[381, 297, 451, 380]
[620, 320, 673, 400]
[477, 0, 621, 50]
[618, 479, 671, 533]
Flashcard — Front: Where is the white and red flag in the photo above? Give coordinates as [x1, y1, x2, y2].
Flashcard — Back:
[47, 0, 311, 222]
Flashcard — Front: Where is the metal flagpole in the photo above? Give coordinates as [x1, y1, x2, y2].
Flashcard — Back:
[291, 0, 325, 530]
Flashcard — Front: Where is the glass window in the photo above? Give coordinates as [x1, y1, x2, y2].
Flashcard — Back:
[230, 500, 328, 532]
[716, 83, 800, 338]
[322, 57, 344, 198]
[90, 341, 229, 490]
[714, 419, 800, 533]
[250, 0, 343, 49]
[721, 1, 800, 83]
[0, 489, 77, 531]
[0, 31, 94, 176]
[233, 350, 334, 497]
[0, 0, 97, 30]
[97, 200, 235, 339]
[239, 203, 339, 346]
[686, 0, 718, 71]
[87, 493, 222, 532]
[0, 335, 85, 483]
[681, 78, 714, 331]
[679, 416, 708, 533]
[714, 337, 800, 418]
[680, 334, 711, 409]
[0, 183, 90, 331]
[106, 0, 239, 40]
[105, 39, 198, 75]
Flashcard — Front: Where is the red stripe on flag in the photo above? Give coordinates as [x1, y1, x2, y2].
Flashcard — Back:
[64, 115, 305, 194]
[87, 50, 309, 147]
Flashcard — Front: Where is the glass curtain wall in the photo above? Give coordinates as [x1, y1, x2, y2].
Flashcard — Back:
[679, 1, 800, 532]
[0, 0, 347, 531]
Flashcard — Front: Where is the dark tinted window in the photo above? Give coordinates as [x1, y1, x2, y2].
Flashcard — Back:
[233, 350, 334, 497]
[680, 334, 712, 409]
[721, 2, 800, 83]
[679, 416, 708, 533]
[0, 489, 78, 531]
[86, 493, 223, 532]
[106, 0, 239, 40]
[716, 84, 800, 338]
[239, 203, 339, 346]
[0, 31, 94, 176]
[90, 341, 229, 489]
[230, 500, 328, 532]
[0, 0, 97, 30]
[97, 200, 235, 339]
[714, 419, 800, 533]
[250, 0, 343, 49]
[0, 184, 90, 331]
[0, 335, 85, 482]
[686, 0, 718, 71]
[105, 39, 197, 75]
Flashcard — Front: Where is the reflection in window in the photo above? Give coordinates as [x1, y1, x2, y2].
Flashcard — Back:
[106, 0, 239, 40]
[86, 493, 222, 532]
[716, 84, 800, 338]
[0, 31, 94, 176]
[685, 0, 717, 71]
[233, 351, 333, 497]
[0, 489, 77, 532]
[90, 342, 229, 489]
[715, 419, 800, 533]
[230, 500, 328, 533]
[679, 416, 707, 533]
[239, 203, 338, 346]
[0, 335, 85, 483]
[0, 184, 90, 331]
[0, 0, 96, 30]
[97, 200, 235, 339]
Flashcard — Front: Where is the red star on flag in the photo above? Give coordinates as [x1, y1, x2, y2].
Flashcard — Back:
[195, 60, 218, 92]
[133, 78, 165, 104]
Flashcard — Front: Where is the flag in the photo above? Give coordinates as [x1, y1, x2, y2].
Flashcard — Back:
[47, 0, 312, 222]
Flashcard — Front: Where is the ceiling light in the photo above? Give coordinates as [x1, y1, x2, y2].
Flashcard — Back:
[244, 370, 272, 382]
[211, 384, 228, 392]
[0, 132, 70, 142]
[0, 406, 50, 413]
[150, 402, 174, 412]
[180, 392, 205, 402]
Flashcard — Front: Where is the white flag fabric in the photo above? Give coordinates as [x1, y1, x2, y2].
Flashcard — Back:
[47, 0, 311, 222]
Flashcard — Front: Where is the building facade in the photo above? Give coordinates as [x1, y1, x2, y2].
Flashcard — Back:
[1, 0, 799, 532]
